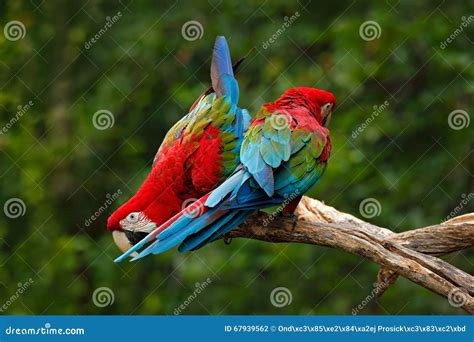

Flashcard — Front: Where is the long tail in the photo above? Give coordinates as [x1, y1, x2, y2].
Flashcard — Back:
[114, 168, 266, 262]
[135, 208, 253, 259]
[113, 194, 211, 262]
[178, 209, 252, 252]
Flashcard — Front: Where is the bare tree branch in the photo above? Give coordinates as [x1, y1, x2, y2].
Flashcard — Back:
[226, 196, 474, 313]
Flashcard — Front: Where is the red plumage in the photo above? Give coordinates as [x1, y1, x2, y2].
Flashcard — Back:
[107, 128, 225, 231]
[264, 87, 336, 124]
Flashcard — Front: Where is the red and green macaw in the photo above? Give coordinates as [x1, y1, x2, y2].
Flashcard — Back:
[114, 87, 336, 262]
[107, 36, 250, 253]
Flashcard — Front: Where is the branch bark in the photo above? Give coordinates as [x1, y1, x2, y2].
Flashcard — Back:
[226, 196, 474, 313]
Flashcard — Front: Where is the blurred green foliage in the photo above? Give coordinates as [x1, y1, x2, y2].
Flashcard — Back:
[0, 0, 472, 315]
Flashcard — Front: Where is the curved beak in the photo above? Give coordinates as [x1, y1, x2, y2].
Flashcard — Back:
[322, 110, 332, 127]
[112, 230, 138, 257]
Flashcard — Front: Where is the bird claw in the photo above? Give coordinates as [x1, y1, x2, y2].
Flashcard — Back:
[281, 212, 298, 231]
[223, 234, 232, 245]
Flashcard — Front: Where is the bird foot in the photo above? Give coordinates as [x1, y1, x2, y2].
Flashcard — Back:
[281, 211, 298, 231]
[223, 234, 232, 245]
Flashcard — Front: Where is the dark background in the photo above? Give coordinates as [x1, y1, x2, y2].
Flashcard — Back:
[0, 0, 472, 314]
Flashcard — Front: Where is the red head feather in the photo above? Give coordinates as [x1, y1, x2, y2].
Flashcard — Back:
[106, 185, 156, 231]
[264, 87, 336, 125]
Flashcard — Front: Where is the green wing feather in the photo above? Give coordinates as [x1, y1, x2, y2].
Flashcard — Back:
[274, 128, 328, 195]
[154, 93, 245, 180]
[241, 107, 329, 197]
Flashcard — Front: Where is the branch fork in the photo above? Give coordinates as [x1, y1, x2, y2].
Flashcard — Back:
[227, 196, 474, 313]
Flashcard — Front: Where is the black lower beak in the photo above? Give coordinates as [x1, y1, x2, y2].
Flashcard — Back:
[322, 112, 332, 127]
[124, 230, 149, 245]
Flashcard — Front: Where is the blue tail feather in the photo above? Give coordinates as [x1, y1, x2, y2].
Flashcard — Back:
[184, 210, 253, 251]
[211, 36, 238, 105]
[197, 210, 253, 248]
[205, 168, 248, 208]
[178, 210, 242, 252]
[158, 207, 222, 240]
[131, 209, 228, 261]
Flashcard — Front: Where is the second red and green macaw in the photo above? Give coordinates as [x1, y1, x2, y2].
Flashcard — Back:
[107, 36, 250, 253]
[114, 87, 336, 262]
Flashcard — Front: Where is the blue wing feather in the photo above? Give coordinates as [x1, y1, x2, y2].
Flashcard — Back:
[211, 36, 238, 106]
[178, 210, 242, 252]
[131, 209, 227, 261]
[198, 210, 252, 244]
[206, 168, 249, 207]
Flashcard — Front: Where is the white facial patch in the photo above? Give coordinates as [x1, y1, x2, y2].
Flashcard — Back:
[120, 211, 156, 233]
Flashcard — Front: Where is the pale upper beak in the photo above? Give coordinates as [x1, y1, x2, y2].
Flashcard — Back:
[323, 110, 332, 127]
[112, 230, 138, 257]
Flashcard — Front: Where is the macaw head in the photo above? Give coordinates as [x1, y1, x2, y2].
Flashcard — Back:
[108, 193, 182, 253]
[106, 175, 161, 253]
[110, 210, 156, 254]
[107, 196, 143, 231]
[107, 192, 155, 254]
[269, 87, 336, 127]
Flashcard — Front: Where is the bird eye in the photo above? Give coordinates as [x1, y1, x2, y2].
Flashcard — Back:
[127, 213, 139, 223]
[322, 103, 332, 111]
